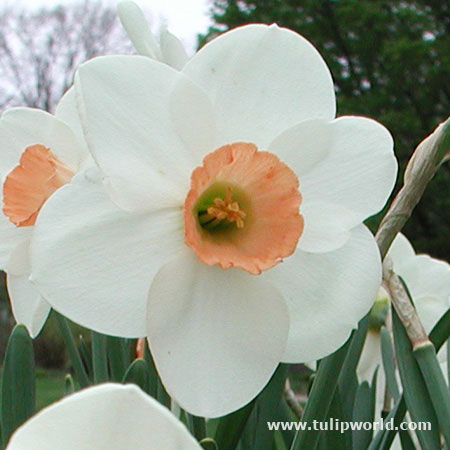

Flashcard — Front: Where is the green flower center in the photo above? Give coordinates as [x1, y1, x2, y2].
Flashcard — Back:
[194, 182, 251, 233]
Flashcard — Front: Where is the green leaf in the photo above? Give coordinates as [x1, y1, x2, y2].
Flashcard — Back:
[200, 438, 219, 450]
[78, 334, 93, 379]
[380, 327, 400, 401]
[371, 306, 449, 450]
[368, 396, 407, 450]
[156, 378, 170, 408]
[291, 336, 352, 450]
[414, 342, 450, 447]
[122, 358, 150, 394]
[338, 315, 369, 420]
[249, 364, 289, 450]
[447, 338, 450, 387]
[398, 428, 417, 450]
[214, 400, 255, 450]
[107, 337, 131, 382]
[91, 331, 109, 383]
[143, 343, 158, 398]
[1, 325, 35, 448]
[429, 308, 450, 351]
[274, 430, 288, 450]
[54, 312, 90, 387]
[322, 386, 347, 450]
[186, 413, 207, 442]
[392, 307, 441, 449]
[351, 368, 378, 448]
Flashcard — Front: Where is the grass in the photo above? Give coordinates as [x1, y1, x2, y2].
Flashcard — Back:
[0, 367, 67, 412]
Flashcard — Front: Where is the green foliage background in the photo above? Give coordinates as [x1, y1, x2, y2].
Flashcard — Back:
[200, 0, 450, 259]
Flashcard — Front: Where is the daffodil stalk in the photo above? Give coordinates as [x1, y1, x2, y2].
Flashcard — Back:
[376, 116, 450, 259]
[376, 116, 449, 356]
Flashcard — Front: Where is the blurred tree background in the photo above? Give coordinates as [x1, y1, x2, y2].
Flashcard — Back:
[200, 0, 450, 260]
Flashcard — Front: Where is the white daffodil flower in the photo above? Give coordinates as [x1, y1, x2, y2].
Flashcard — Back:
[0, 90, 90, 337]
[30, 24, 397, 417]
[117, 1, 189, 70]
[6, 384, 201, 450]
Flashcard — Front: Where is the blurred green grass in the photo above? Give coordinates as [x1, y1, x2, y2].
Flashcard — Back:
[0, 367, 66, 411]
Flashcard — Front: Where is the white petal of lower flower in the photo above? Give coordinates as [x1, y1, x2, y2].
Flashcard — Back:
[263, 224, 381, 363]
[415, 295, 449, 357]
[147, 249, 289, 418]
[299, 117, 397, 243]
[183, 24, 335, 149]
[357, 330, 382, 383]
[386, 233, 416, 267]
[396, 254, 450, 302]
[0, 108, 82, 175]
[6, 384, 201, 450]
[30, 169, 185, 337]
[75, 55, 214, 212]
[7, 273, 50, 339]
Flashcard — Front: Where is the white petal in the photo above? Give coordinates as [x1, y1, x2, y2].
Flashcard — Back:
[54, 87, 92, 168]
[75, 55, 213, 211]
[357, 330, 382, 383]
[268, 119, 332, 176]
[386, 233, 416, 267]
[5, 238, 49, 338]
[7, 239, 31, 276]
[183, 24, 335, 148]
[147, 250, 289, 417]
[6, 384, 201, 450]
[396, 254, 450, 303]
[160, 28, 189, 70]
[299, 117, 397, 249]
[117, 1, 161, 59]
[263, 224, 381, 363]
[30, 169, 185, 337]
[296, 201, 352, 253]
[7, 273, 50, 339]
[0, 108, 82, 175]
[415, 295, 449, 338]
[0, 214, 31, 270]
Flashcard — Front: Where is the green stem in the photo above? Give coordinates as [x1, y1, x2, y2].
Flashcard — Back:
[54, 312, 89, 387]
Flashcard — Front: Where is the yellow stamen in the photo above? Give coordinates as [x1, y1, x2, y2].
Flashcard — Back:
[206, 187, 246, 229]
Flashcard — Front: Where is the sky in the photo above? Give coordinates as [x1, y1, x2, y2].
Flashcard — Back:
[3, 0, 212, 54]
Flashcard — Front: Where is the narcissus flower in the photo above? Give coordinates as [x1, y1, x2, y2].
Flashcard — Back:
[30, 24, 397, 416]
[6, 384, 201, 450]
[0, 93, 89, 337]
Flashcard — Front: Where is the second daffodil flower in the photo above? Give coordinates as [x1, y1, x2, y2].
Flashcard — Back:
[0, 90, 90, 337]
[30, 24, 398, 417]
